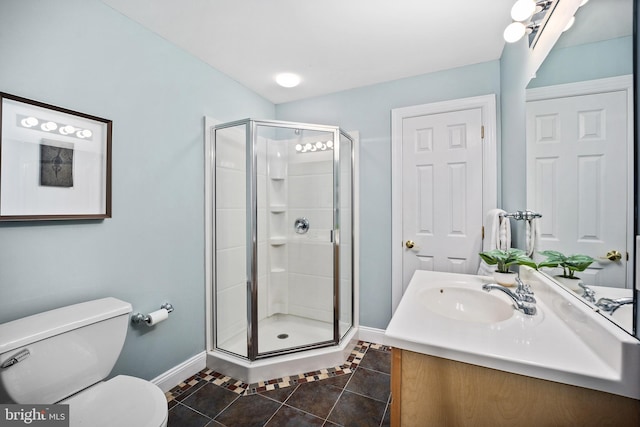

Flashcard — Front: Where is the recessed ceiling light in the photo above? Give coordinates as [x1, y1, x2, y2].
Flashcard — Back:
[275, 73, 301, 88]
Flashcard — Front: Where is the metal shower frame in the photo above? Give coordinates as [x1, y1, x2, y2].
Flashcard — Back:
[212, 118, 355, 361]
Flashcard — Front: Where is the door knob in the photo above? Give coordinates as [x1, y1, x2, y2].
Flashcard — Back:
[405, 240, 415, 249]
[605, 250, 622, 262]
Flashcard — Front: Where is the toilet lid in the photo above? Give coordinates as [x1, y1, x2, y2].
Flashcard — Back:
[60, 375, 168, 427]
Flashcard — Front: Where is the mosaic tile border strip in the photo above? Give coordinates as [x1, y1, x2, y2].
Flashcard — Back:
[165, 341, 390, 404]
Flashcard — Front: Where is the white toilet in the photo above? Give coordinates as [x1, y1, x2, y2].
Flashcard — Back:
[0, 297, 168, 427]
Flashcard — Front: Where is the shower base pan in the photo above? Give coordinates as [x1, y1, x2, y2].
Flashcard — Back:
[208, 318, 358, 384]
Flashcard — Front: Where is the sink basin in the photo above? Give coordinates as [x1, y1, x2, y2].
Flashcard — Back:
[418, 286, 514, 323]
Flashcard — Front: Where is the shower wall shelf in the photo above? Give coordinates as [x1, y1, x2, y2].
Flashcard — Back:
[269, 237, 287, 246]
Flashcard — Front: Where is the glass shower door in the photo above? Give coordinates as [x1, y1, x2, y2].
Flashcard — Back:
[213, 119, 353, 361]
[256, 124, 337, 355]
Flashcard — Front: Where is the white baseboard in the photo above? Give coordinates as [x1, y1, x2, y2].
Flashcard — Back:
[358, 326, 386, 346]
[151, 351, 207, 393]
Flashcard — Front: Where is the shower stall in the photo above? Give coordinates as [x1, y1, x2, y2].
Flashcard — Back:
[205, 119, 357, 383]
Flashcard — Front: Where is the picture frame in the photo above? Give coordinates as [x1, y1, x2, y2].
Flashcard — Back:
[0, 93, 112, 220]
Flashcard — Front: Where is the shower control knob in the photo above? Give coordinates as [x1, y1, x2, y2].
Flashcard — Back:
[405, 240, 415, 249]
[294, 218, 310, 234]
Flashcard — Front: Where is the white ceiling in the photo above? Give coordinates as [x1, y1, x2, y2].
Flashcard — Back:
[101, 0, 515, 104]
[101, 0, 631, 104]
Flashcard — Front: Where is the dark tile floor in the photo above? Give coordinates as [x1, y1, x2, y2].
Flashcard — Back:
[167, 343, 391, 427]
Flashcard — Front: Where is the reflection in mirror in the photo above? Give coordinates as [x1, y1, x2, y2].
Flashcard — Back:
[524, 0, 634, 333]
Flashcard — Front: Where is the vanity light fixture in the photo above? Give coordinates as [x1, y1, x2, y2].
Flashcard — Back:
[17, 114, 93, 140]
[505, 0, 587, 44]
[295, 140, 334, 153]
[504, 0, 552, 43]
[275, 72, 301, 88]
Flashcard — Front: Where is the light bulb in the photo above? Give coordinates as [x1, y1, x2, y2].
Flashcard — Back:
[21, 116, 38, 127]
[315, 141, 323, 149]
[295, 144, 302, 152]
[40, 122, 57, 131]
[81, 129, 92, 138]
[326, 140, 333, 148]
[305, 143, 312, 151]
[511, 0, 536, 22]
[504, 22, 526, 43]
[60, 125, 76, 135]
[275, 73, 301, 88]
[563, 16, 575, 32]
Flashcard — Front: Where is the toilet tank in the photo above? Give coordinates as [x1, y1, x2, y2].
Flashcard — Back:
[0, 298, 132, 404]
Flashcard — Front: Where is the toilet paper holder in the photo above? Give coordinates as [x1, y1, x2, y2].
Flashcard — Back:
[132, 303, 174, 326]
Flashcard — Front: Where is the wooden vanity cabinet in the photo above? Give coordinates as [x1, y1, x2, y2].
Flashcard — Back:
[391, 348, 640, 426]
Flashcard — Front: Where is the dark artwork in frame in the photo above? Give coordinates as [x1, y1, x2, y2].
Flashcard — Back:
[40, 141, 74, 188]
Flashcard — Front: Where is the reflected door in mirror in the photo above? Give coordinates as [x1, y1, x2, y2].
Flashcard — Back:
[526, 87, 630, 288]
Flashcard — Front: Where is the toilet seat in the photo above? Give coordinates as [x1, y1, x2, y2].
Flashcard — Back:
[60, 375, 168, 427]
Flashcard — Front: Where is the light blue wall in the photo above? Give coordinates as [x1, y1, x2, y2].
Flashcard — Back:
[276, 62, 502, 329]
[528, 36, 633, 88]
[0, 0, 274, 380]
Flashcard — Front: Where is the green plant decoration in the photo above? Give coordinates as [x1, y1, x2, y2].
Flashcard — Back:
[537, 250, 595, 279]
[478, 248, 537, 273]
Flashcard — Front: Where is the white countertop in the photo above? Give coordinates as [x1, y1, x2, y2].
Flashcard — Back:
[384, 269, 640, 399]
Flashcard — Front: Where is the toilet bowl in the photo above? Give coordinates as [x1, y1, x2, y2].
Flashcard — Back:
[0, 298, 168, 427]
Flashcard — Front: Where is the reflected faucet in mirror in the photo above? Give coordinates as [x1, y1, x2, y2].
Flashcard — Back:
[596, 297, 634, 315]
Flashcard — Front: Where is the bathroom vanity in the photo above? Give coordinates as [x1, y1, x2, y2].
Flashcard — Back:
[385, 270, 640, 426]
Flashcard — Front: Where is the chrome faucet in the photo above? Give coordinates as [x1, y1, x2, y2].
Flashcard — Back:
[595, 297, 634, 315]
[482, 282, 537, 315]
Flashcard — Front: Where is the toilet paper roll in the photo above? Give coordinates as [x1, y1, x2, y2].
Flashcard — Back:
[146, 308, 169, 326]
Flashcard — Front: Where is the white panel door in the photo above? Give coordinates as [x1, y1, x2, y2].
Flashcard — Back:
[526, 90, 629, 287]
[401, 108, 484, 289]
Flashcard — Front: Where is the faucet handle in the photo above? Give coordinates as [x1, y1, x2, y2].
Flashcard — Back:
[578, 283, 596, 303]
[515, 277, 536, 303]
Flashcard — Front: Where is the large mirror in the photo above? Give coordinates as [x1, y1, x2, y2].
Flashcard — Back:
[524, 0, 634, 333]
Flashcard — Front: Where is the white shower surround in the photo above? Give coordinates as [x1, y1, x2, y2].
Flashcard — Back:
[204, 118, 360, 382]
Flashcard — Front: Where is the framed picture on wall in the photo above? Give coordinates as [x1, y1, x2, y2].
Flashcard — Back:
[0, 92, 112, 220]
